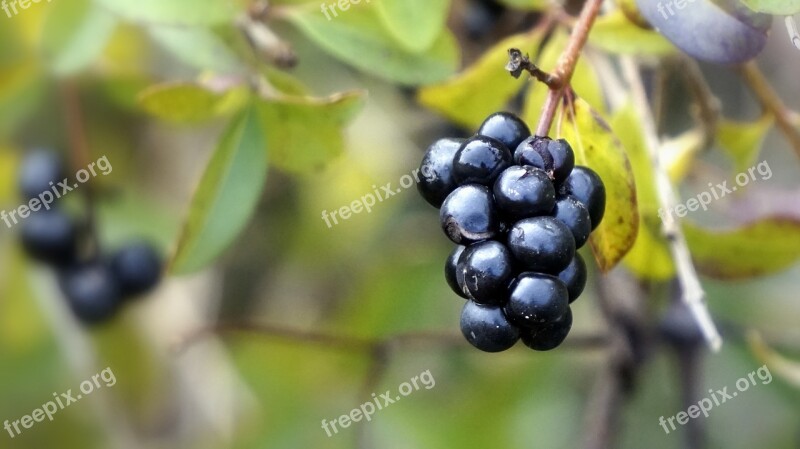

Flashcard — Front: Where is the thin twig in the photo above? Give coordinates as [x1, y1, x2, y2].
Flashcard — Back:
[677, 57, 721, 150]
[738, 61, 800, 159]
[505, 48, 558, 86]
[620, 56, 722, 353]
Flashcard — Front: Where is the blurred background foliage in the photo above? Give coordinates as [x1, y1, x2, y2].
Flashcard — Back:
[0, 0, 799, 448]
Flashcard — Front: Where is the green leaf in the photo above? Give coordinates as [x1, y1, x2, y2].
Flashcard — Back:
[558, 98, 639, 272]
[284, 4, 459, 85]
[138, 82, 249, 123]
[257, 90, 366, 173]
[94, 0, 242, 26]
[418, 31, 543, 129]
[716, 115, 774, 174]
[147, 26, 245, 74]
[685, 218, 800, 279]
[41, 0, 117, 75]
[588, 10, 675, 56]
[170, 104, 268, 274]
[376, 0, 450, 52]
[740, 0, 800, 14]
[496, 0, 548, 10]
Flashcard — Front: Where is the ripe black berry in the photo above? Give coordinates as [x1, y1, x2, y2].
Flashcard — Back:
[507, 216, 575, 274]
[445, 245, 469, 299]
[18, 149, 64, 200]
[453, 135, 512, 186]
[477, 112, 531, 151]
[59, 262, 121, 324]
[558, 253, 587, 303]
[440, 184, 498, 244]
[563, 166, 606, 229]
[460, 301, 519, 352]
[492, 165, 555, 220]
[515, 137, 574, 184]
[20, 210, 77, 266]
[417, 138, 464, 208]
[552, 195, 591, 249]
[520, 308, 572, 351]
[460, 240, 514, 305]
[504, 273, 569, 327]
[110, 242, 162, 297]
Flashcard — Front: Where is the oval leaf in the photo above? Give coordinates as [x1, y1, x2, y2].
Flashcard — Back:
[138, 82, 249, 123]
[716, 115, 774, 174]
[741, 0, 800, 14]
[94, 0, 241, 26]
[170, 104, 267, 274]
[41, 0, 117, 75]
[376, 0, 450, 52]
[589, 10, 675, 56]
[558, 98, 639, 272]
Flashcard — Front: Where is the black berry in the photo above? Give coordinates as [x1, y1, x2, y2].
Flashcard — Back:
[440, 184, 498, 244]
[460, 240, 514, 305]
[504, 273, 569, 327]
[445, 245, 469, 299]
[477, 112, 531, 151]
[460, 301, 519, 352]
[59, 262, 121, 324]
[552, 195, 591, 249]
[563, 166, 606, 229]
[492, 165, 555, 220]
[20, 209, 78, 266]
[417, 138, 464, 208]
[507, 216, 575, 274]
[558, 253, 587, 303]
[453, 135, 512, 186]
[515, 137, 574, 184]
[520, 308, 572, 351]
[110, 242, 162, 297]
[18, 149, 64, 200]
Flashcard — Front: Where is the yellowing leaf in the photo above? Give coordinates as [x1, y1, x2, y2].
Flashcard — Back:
[589, 10, 675, 56]
[418, 31, 543, 129]
[685, 218, 800, 279]
[559, 98, 639, 272]
[717, 115, 774, 173]
[138, 82, 249, 123]
[748, 331, 800, 389]
[662, 129, 704, 183]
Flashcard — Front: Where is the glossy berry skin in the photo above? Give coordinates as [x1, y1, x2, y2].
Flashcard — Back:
[477, 112, 531, 151]
[440, 184, 498, 244]
[515, 137, 574, 184]
[552, 195, 591, 249]
[507, 216, 575, 274]
[453, 136, 512, 186]
[520, 308, 572, 351]
[18, 149, 65, 200]
[492, 165, 555, 220]
[20, 210, 77, 266]
[460, 240, 514, 305]
[562, 166, 606, 230]
[445, 245, 469, 299]
[417, 138, 464, 208]
[59, 262, 121, 324]
[460, 301, 519, 352]
[558, 253, 587, 303]
[110, 242, 162, 297]
[503, 273, 569, 328]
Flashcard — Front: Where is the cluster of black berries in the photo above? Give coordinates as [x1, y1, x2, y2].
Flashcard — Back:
[18, 149, 163, 325]
[417, 112, 606, 352]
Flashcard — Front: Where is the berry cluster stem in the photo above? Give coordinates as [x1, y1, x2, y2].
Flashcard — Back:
[535, 0, 604, 137]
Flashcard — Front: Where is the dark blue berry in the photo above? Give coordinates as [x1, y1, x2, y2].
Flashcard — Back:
[110, 242, 162, 297]
[20, 209, 77, 266]
[520, 307, 572, 351]
[460, 301, 519, 352]
[477, 112, 531, 151]
[515, 137, 574, 184]
[440, 184, 498, 244]
[492, 165, 555, 220]
[563, 166, 606, 229]
[503, 273, 569, 328]
[507, 216, 575, 274]
[59, 262, 121, 324]
[445, 245, 469, 299]
[552, 195, 591, 248]
[453, 136, 512, 186]
[18, 149, 64, 200]
[417, 138, 464, 208]
[460, 240, 514, 305]
[558, 253, 587, 303]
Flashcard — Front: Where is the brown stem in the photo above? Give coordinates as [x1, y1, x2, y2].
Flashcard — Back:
[738, 61, 800, 159]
